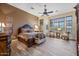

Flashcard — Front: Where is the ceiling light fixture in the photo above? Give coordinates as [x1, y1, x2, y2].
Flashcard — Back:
[38, 4, 53, 16]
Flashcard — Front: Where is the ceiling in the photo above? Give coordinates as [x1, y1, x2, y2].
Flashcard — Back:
[9, 3, 77, 17]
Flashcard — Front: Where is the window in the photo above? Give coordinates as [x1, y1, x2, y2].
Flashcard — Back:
[58, 18, 65, 30]
[50, 16, 72, 32]
[0, 22, 5, 32]
[66, 16, 72, 33]
[50, 17, 65, 31]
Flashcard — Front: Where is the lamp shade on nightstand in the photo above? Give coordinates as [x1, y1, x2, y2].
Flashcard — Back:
[34, 25, 39, 32]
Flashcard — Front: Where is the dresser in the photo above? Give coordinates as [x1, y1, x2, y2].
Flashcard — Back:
[0, 33, 11, 56]
[74, 4, 79, 56]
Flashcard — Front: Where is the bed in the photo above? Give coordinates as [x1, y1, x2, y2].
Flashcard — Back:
[18, 24, 46, 47]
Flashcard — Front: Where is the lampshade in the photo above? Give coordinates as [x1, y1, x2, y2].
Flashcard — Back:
[34, 25, 39, 31]
[35, 25, 38, 29]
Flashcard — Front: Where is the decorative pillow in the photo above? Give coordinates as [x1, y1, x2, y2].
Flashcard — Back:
[36, 33, 45, 39]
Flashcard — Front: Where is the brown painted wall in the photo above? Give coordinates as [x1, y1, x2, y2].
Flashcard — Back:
[0, 4, 38, 35]
[8, 9, 38, 35]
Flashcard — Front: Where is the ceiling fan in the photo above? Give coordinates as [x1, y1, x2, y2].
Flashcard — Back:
[39, 5, 53, 16]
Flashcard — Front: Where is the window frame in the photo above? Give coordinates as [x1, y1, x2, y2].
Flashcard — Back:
[66, 16, 72, 33]
[50, 17, 65, 31]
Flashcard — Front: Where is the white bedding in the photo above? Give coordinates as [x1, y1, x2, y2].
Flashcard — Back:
[18, 32, 37, 41]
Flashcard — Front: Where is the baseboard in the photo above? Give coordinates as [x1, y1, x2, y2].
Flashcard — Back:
[69, 39, 76, 41]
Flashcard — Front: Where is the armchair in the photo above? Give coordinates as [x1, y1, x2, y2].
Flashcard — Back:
[61, 32, 69, 40]
[35, 32, 46, 44]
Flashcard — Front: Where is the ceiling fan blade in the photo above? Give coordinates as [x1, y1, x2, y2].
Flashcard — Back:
[39, 4, 53, 16]
[46, 14, 49, 16]
[47, 11, 53, 13]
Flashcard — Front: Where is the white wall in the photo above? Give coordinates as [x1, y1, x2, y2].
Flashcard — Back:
[39, 16, 50, 34]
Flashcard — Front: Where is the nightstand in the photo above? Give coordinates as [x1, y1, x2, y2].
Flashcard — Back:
[0, 33, 11, 56]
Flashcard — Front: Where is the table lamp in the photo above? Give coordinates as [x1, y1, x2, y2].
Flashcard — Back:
[34, 25, 39, 32]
